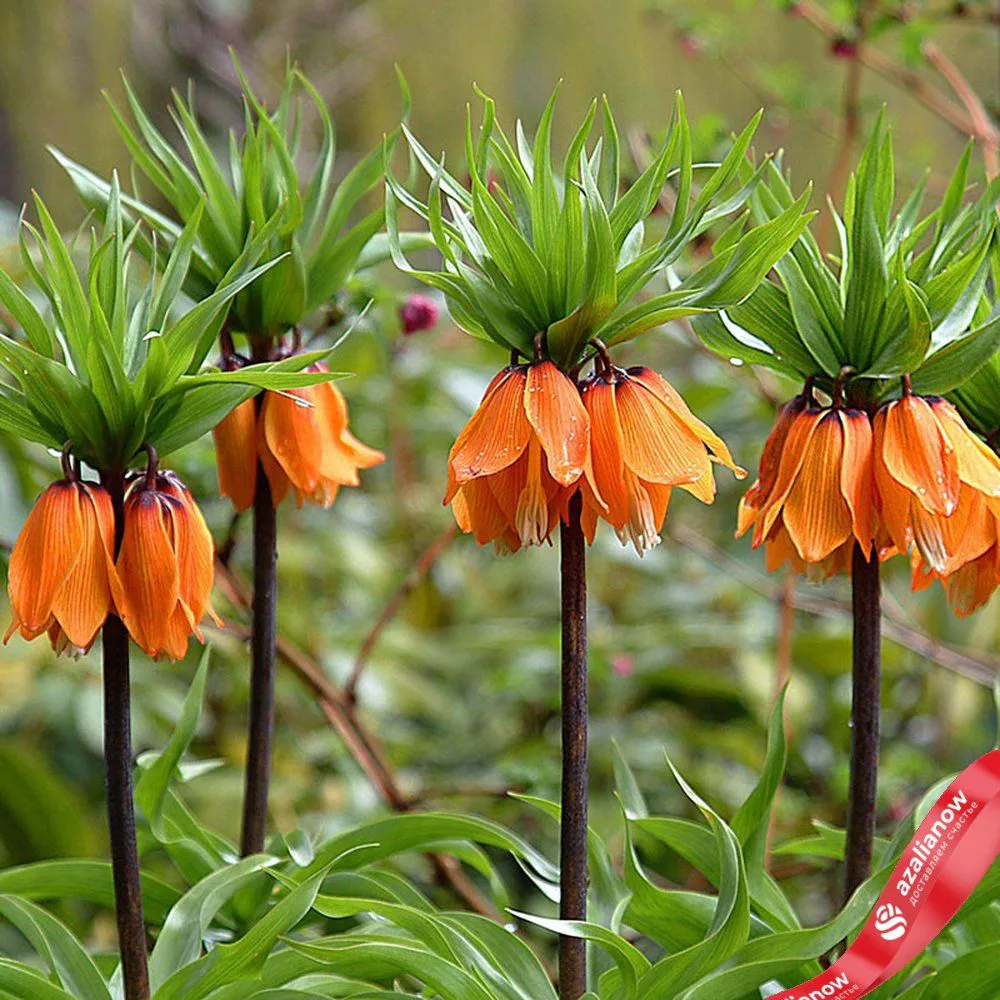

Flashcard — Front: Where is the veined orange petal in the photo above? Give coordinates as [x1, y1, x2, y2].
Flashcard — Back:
[752, 395, 809, 511]
[764, 520, 804, 574]
[939, 487, 994, 572]
[116, 491, 181, 658]
[755, 407, 824, 546]
[256, 396, 293, 507]
[445, 367, 531, 502]
[615, 375, 713, 496]
[213, 399, 258, 512]
[782, 411, 853, 563]
[50, 485, 118, 649]
[880, 395, 959, 516]
[523, 361, 591, 487]
[931, 398, 1000, 500]
[313, 376, 385, 485]
[838, 408, 875, 557]
[162, 479, 218, 630]
[5, 481, 83, 641]
[262, 387, 324, 495]
[453, 477, 511, 547]
[629, 367, 745, 477]
[943, 543, 999, 616]
[581, 377, 629, 530]
[872, 408, 914, 556]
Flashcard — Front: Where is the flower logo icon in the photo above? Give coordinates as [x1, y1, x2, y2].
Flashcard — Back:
[875, 903, 908, 941]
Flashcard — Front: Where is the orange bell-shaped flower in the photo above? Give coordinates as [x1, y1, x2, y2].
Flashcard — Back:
[581, 366, 744, 553]
[738, 396, 877, 577]
[115, 472, 220, 660]
[874, 393, 1000, 574]
[444, 361, 602, 554]
[4, 478, 119, 654]
[213, 365, 385, 511]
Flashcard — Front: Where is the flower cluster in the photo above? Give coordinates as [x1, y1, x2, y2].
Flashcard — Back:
[214, 363, 385, 512]
[739, 384, 1000, 613]
[5, 461, 217, 659]
[444, 356, 744, 555]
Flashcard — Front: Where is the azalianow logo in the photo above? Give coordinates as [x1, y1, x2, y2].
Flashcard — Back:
[874, 903, 908, 941]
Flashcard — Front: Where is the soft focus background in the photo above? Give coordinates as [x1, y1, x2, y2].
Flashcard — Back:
[0, 0, 998, 947]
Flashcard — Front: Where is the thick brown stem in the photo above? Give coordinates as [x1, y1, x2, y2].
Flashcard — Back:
[558, 492, 588, 1000]
[102, 470, 150, 1000]
[240, 456, 277, 856]
[844, 542, 882, 903]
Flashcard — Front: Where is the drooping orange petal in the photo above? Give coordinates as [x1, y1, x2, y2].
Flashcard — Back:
[50, 486, 117, 649]
[456, 477, 513, 547]
[755, 407, 824, 546]
[747, 395, 810, 516]
[212, 399, 258, 513]
[764, 520, 805, 574]
[943, 543, 999, 615]
[515, 437, 551, 547]
[872, 408, 914, 556]
[782, 411, 854, 563]
[615, 375, 713, 497]
[313, 377, 385, 486]
[938, 487, 994, 573]
[880, 395, 960, 516]
[261, 388, 323, 496]
[5, 481, 83, 641]
[630, 367, 745, 477]
[116, 492, 181, 658]
[164, 482, 218, 631]
[838, 408, 875, 557]
[931, 398, 1000, 501]
[523, 361, 591, 488]
[581, 377, 629, 530]
[736, 395, 807, 538]
[445, 368, 531, 502]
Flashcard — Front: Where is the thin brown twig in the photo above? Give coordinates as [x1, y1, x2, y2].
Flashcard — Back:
[923, 40, 1000, 179]
[792, 2, 982, 137]
[344, 524, 459, 704]
[667, 523, 1000, 687]
[212, 557, 498, 919]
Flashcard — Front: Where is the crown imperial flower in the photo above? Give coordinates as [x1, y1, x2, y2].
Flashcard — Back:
[444, 361, 602, 553]
[738, 394, 877, 577]
[581, 365, 744, 554]
[4, 477, 119, 654]
[213, 363, 385, 511]
[115, 470, 220, 661]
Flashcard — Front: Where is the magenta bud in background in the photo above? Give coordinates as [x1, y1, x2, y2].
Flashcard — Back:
[400, 293, 439, 335]
[611, 653, 635, 678]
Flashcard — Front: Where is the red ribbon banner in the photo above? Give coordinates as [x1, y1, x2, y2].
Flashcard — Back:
[769, 749, 1000, 1000]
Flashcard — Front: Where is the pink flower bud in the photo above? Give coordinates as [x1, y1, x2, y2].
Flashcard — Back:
[400, 293, 439, 335]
